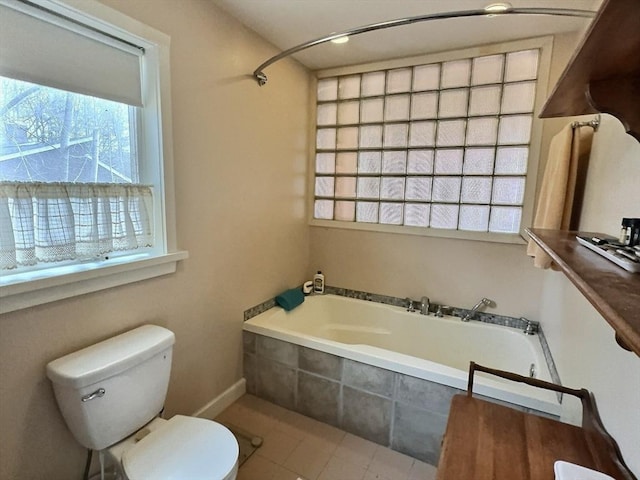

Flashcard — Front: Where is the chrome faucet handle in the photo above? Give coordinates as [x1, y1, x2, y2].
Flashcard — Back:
[522, 317, 539, 335]
[420, 296, 430, 315]
[405, 298, 416, 312]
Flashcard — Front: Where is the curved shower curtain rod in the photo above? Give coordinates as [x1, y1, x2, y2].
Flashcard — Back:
[253, 7, 596, 86]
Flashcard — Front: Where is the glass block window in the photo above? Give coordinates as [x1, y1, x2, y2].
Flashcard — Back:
[313, 48, 540, 234]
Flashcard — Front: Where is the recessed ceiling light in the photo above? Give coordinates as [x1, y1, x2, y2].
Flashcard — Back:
[484, 2, 512, 13]
[330, 36, 349, 44]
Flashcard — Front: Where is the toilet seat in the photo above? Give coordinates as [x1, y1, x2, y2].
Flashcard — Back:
[122, 415, 239, 480]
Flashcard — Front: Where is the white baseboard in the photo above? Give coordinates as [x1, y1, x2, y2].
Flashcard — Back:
[192, 378, 246, 419]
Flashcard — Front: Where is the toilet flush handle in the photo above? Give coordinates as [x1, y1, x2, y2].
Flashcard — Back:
[81, 388, 105, 402]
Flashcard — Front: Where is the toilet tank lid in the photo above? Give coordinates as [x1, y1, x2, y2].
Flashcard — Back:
[46, 325, 175, 389]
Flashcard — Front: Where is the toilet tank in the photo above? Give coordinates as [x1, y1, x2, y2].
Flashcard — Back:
[46, 325, 175, 451]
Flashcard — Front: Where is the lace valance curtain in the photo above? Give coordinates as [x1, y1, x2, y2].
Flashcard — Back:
[0, 182, 153, 270]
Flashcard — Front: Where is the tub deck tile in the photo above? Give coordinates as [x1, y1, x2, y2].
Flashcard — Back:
[392, 402, 448, 465]
[297, 371, 341, 427]
[343, 360, 395, 398]
[299, 346, 343, 380]
[257, 336, 299, 367]
[342, 386, 392, 445]
[395, 375, 462, 416]
[243, 353, 257, 395]
[256, 359, 297, 409]
[242, 331, 256, 354]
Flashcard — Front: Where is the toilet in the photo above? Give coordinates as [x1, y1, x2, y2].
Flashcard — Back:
[46, 325, 239, 480]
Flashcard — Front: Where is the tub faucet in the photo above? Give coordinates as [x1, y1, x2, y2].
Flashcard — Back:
[420, 296, 430, 315]
[522, 318, 539, 335]
[405, 298, 417, 312]
[462, 297, 494, 322]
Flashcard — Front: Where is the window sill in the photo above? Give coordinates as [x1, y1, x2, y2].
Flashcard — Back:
[310, 219, 527, 244]
[0, 251, 188, 314]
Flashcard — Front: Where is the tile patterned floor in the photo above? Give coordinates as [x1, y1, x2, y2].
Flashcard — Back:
[216, 394, 438, 480]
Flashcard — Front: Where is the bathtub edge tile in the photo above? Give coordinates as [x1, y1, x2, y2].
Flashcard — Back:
[243, 298, 277, 321]
[342, 386, 392, 446]
[395, 374, 463, 416]
[299, 346, 343, 381]
[243, 352, 257, 395]
[257, 335, 299, 367]
[392, 401, 448, 465]
[537, 327, 563, 403]
[255, 358, 297, 410]
[343, 359, 395, 398]
[296, 371, 341, 427]
[243, 331, 256, 354]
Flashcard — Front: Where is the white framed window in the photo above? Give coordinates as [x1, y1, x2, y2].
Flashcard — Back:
[310, 37, 552, 243]
[0, 0, 186, 312]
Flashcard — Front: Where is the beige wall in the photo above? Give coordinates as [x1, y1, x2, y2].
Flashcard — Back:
[580, 117, 640, 233]
[310, 228, 545, 317]
[0, 1, 310, 478]
[539, 115, 640, 475]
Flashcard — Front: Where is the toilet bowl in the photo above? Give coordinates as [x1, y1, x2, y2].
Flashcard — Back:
[108, 416, 238, 480]
[46, 325, 239, 480]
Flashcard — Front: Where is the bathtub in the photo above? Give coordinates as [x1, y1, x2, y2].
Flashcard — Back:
[243, 293, 560, 415]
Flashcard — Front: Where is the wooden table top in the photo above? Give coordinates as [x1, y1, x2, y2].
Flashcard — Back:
[437, 395, 630, 480]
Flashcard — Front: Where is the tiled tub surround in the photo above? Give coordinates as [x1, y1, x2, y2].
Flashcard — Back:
[244, 293, 560, 410]
[243, 332, 556, 465]
[243, 293, 562, 464]
[245, 286, 561, 389]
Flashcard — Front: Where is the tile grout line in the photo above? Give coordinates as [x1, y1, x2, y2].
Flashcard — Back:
[389, 372, 398, 449]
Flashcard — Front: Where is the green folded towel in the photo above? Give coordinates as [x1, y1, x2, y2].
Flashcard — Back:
[275, 288, 304, 311]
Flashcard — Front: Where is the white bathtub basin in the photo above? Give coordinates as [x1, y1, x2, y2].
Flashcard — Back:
[244, 294, 560, 415]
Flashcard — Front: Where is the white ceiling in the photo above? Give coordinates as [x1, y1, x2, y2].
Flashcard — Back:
[211, 0, 602, 73]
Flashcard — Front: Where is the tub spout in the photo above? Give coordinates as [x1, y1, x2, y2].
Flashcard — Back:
[462, 297, 494, 322]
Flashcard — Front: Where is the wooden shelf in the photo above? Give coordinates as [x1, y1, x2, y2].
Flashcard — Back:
[540, 0, 640, 141]
[526, 228, 640, 356]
